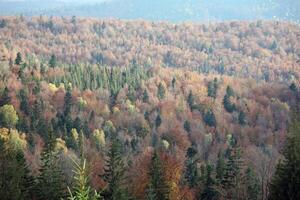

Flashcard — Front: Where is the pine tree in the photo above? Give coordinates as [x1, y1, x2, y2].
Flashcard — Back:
[268, 114, 300, 200]
[147, 151, 170, 200]
[35, 129, 66, 200]
[102, 139, 128, 200]
[15, 52, 22, 65]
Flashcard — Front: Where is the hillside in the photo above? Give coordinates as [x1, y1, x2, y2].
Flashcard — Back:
[0, 17, 299, 82]
[0, 17, 299, 200]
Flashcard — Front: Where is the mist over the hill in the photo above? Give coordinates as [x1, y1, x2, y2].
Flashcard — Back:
[0, 0, 299, 23]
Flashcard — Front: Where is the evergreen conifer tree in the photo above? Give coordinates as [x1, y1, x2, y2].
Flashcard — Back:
[268, 114, 300, 200]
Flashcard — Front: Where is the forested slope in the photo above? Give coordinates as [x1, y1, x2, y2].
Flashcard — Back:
[0, 16, 299, 81]
[0, 16, 299, 200]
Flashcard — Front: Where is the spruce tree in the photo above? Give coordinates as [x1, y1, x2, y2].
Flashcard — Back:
[35, 129, 66, 200]
[157, 83, 166, 100]
[15, 52, 22, 65]
[143, 89, 149, 103]
[184, 147, 199, 188]
[221, 141, 244, 200]
[0, 133, 34, 200]
[147, 151, 170, 200]
[102, 139, 128, 200]
[244, 167, 260, 200]
[67, 159, 100, 200]
[64, 85, 73, 117]
[0, 87, 11, 107]
[268, 114, 300, 200]
[215, 151, 225, 183]
[184, 120, 191, 133]
[49, 54, 57, 68]
[200, 164, 220, 200]
[187, 90, 194, 110]
[155, 114, 162, 128]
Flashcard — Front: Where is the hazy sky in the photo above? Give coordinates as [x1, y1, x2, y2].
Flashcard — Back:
[0, 0, 299, 23]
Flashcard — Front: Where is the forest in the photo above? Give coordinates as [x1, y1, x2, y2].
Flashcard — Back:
[0, 16, 299, 200]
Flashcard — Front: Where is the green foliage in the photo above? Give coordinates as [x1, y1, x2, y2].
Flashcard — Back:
[0, 131, 34, 200]
[268, 114, 300, 200]
[15, 52, 22, 65]
[207, 78, 218, 99]
[143, 89, 149, 103]
[147, 151, 170, 200]
[187, 90, 194, 110]
[289, 82, 297, 93]
[238, 111, 246, 125]
[157, 83, 166, 100]
[185, 147, 200, 188]
[184, 120, 191, 133]
[67, 159, 101, 200]
[203, 109, 217, 127]
[0, 104, 19, 128]
[102, 139, 129, 200]
[35, 130, 66, 200]
[221, 141, 244, 200]
[64, 85, 73, 117]
[155, 115, 162, 128]
[215, 151, 225, 183]
[171, 77, 176, 89]
[200, 164, 220, 200]
[19, 89, 29, 115]
[226, 86, 235, 97]
[223, 94, 236, 113]
[244, 167, 260, 200]
[49, 54, 57, 68]
[0, 87, 11, 107]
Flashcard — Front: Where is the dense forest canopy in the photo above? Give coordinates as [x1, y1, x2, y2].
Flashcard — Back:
[0, 16, 299, 200]
[0, 16, 299, 82]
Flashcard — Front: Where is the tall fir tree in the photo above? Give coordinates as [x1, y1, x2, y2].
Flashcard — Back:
[146, 151, 170, 200]
[157, 83, 166, 100]
[0, 87, 11, 107]
[0, 132, 34, 200]
[244, 167, 260, 200]
[184, 147, 199, 188]
[102, 139, 128, 200]
[187, 90, 194, 110]
[268, 114, 300, 200]
[221, 140, 244, 200]
[49, 54, 57, 68]
[200, 164, 220, 200]
[35, 129, 66, 200]
[15, 52, 22, 65]
[67, 159, 100, 200]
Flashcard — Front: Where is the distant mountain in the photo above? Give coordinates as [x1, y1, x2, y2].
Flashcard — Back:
[0, 0, 299, 23]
